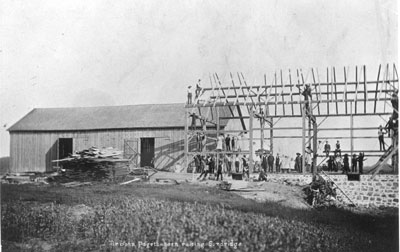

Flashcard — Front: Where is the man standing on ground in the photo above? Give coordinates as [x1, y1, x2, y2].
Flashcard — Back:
[275, 153, 281, 173]
[358, 152, 366, 174]
[295, 153, 302, 173]
[216, 160, 223, 181]
[267, 153, 275, 173]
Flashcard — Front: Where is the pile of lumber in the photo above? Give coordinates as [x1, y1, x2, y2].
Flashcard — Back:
[51, 147, 129, 183]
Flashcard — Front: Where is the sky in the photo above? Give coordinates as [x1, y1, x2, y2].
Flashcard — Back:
[0, 0, 398, 159]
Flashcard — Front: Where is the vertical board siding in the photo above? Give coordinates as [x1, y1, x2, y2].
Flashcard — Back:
[10, 128, 186, 173]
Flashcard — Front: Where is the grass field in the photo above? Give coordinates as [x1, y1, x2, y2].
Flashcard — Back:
[1, 182, 399, 251]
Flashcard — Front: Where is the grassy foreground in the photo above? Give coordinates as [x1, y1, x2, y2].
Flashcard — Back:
[1, 182, 398, 252]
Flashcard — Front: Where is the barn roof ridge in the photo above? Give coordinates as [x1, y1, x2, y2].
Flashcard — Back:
[8, 103, 229, 132]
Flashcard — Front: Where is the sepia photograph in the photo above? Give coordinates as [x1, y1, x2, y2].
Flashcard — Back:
[0, 0, 399, 251]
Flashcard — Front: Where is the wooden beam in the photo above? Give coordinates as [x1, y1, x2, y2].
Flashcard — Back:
[236, 105, 247, 131]
[288, 69, 295, 115]
[297, 69, 303, 117]
[274, 72, 278, 116]
[184, 108, 189, 174]
[200, 77, 399, 92]
[249, 109, 254, 171]
[208, 89, 393, 101]
[363, 65, 367, 113]
[241, 72, 257, 111]
[333, 67, 339, 114]
[214, 73, 235, 117]
[238, 72, 252, 114]
[326, 68, 330, 115]
[311, 68, 320, 115]
[344, 67, 348, 114]
[302, 105, 306, 174]
[374, 64, 382, 113]
[355, 66, 359, 114]
[230, 72, 246, 131]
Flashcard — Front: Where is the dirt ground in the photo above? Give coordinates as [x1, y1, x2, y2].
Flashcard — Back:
[151, 172, 311, 210]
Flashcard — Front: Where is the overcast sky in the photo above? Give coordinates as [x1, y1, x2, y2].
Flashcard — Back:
[0, 0, 398, 158]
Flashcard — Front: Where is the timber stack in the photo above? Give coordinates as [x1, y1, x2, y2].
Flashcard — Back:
[51, 147, 130, 183]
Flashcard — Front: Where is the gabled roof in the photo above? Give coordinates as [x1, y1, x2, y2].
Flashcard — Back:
[8, 103, 229, 132]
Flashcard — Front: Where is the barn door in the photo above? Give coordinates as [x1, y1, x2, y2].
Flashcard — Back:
[59, 138, 73, 159]
[124, 139, 139, 167]
[140, 138, 155, 167]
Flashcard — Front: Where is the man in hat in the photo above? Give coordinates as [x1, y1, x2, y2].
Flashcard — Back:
[324, 141, 331, 157]
[267, 153, 275, 172]
[335, 140, 341, 157]
[187, 85, 193, 104]
[295, 153, 302, 173]
[275, 153, 281, 173]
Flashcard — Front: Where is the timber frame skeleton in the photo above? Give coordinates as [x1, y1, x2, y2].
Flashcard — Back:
[184, 64, 399, 175]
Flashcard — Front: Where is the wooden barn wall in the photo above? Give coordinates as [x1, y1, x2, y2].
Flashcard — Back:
[10, 128, 189, 173]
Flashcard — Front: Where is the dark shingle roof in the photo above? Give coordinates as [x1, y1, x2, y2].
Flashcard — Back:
[8, 103, 229, 132]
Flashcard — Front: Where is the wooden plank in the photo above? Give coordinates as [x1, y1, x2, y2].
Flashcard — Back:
[374, 64, 382, 113]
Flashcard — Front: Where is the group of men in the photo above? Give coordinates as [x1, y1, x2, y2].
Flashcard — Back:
[195, 153, 250, 181]
[216, 133, 243, 152]
[258, 153, 281, 173]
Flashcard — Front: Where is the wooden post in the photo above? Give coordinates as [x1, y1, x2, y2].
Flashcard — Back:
[249, 109, 254, 172]
[184, 107, 192, 179]
[270, 117, 274, 171]
[301, 106, 306, 174]
[260, 117, 264, 154]
[312, 119, 318, 175]
[216, 107, 220, 176]
[302, 105, 306, 174]
[350, 101, 354, 157]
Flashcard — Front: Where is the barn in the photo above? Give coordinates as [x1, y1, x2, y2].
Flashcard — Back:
[7, 103, 228, 173]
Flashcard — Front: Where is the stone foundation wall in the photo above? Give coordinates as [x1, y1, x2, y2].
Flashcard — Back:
[267, 174, 399, 208]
